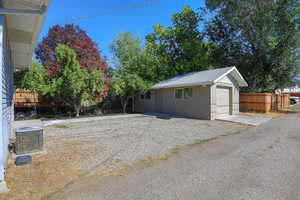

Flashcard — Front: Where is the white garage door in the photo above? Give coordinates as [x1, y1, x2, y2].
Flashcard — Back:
[216, 87, 230, 117]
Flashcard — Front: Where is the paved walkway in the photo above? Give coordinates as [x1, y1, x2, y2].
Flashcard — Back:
[50, 107, 300, 200]
[216, 115, 272, 126]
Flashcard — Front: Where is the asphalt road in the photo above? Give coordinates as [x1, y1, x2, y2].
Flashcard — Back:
[51, 107, 300, 200]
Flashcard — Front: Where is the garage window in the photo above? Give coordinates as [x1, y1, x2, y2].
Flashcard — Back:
[175, 88, 193, 99]
[175, 89, 183, 99]
[184, 88, 193, 99]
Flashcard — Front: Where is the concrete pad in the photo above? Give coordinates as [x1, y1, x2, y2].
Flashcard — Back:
[216, 115, 272, 126]
[43, 114, 144, 127]
[14, 119, 43, 129]
[13, 114, 145, 128]
[12, 149, 48, 159]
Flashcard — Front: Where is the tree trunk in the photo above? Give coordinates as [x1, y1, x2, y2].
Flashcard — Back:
[121, 97, 128, 113]
[74, 105, 80, 117]
[52, 106, 58, 115]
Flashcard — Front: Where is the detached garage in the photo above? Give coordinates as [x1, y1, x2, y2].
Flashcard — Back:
[134, 66, 248, 120]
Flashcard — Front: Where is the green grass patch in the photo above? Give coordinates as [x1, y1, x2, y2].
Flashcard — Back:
[54, 124, 71, 129]
[188, 137, 219, 147]
[170, 145, 183, 154]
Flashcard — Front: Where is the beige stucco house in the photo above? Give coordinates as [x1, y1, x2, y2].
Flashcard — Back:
[134, 67, 248, 120]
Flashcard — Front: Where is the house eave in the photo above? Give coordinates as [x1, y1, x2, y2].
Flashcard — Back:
[2, 0, 51, 69]
[0, 8, 45, 15]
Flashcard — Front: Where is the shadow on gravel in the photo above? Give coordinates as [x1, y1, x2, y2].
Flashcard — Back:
[144, 113, 207, 121]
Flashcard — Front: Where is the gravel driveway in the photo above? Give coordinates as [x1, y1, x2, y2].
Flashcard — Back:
[2, 115, 247, 200]
[45, 115, 247, 169]
[50, 107, 300, 200]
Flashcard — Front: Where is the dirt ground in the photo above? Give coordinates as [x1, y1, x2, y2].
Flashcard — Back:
[1, 140, 101, 200]
[0, 115, 248, 200]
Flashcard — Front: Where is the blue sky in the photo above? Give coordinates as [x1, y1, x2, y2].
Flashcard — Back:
[40, 0, 206, 60]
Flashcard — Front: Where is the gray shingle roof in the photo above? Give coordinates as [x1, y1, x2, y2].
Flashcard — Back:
[151, 66, 248, 89]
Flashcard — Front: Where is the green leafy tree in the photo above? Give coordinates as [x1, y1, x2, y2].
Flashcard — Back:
[110, 32, 152, 112]
[111, 73, 149, 113]
[54, 45, 87, 116]
[23, 45, 104, 117]
[110, 32, 156, 82]
[145, 6, 221, 80]
[14, 69, 28, 89]
[205, 0, 300, 92]
[22, 61, 48, 94]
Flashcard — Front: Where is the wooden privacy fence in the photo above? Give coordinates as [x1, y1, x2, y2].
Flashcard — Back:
[13, 89, 103, 109]
[13, 89, 50, 108]
[271, 93, 290, 111]
[240, 93, 290, 113]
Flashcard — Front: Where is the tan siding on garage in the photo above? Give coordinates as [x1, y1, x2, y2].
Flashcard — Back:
[135, 86, 212, 120]
[232, 84, 240, 115]
[134, 90, 156, 113]
[134, 74, 241, 120]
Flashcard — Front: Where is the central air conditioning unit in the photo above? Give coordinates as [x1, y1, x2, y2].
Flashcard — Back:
[15, 126, 43, 155]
